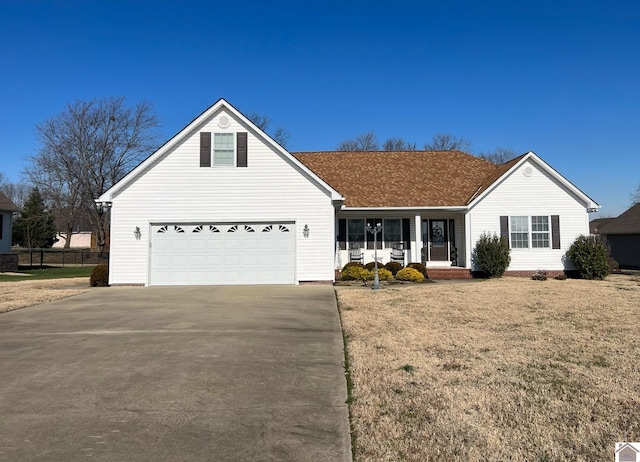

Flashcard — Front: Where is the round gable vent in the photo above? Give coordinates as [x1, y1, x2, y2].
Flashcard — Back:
[217, 115, 230, 128]
[523, 166, 533, 177]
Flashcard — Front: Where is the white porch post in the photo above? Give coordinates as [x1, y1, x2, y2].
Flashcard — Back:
[414, 214, 422, 263]
[464, 213, 472, 269]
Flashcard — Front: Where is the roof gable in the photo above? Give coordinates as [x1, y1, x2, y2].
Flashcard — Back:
[0, 191, 20, 212]
[597, 202, 640, 234]
[98, 99, 343, 203]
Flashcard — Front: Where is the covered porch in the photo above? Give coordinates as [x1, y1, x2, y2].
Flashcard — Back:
[335, 209, 471, 272]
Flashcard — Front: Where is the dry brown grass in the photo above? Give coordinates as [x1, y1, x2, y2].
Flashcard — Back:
[337, 275, 640, 461]
[0, 278, 89, 313]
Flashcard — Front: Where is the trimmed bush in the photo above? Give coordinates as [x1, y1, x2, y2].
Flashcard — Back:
[365, 261, 385, 271]
[376, 268, 393, 281]
[532, 270, 548, 281]
[342, 261, 365, 271]
[473, 232, 511, 278]
[90, 264, 109, 287]
[405, 262, 428, 278]
[396, 267, 425, 282]
[566, 235, 609, 280]
[384, 261, 403, 276]
[341, 265, 373, 281]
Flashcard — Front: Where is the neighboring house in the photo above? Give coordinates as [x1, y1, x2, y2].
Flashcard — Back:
[97, 99, 600, 286]
[52, 231, 93, 249]
[592, 203, 640, 269]
[0, 191, 20, 272]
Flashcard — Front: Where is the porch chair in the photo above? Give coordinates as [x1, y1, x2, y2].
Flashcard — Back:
[390, 247, 405, 264]
[349, 247, 364, 263]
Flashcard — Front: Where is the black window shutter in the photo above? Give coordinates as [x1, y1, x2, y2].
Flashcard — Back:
[237, 132, 248, 167]
[551, 215, 560, 249]
[200, 132, 211, 167]
[402, 218, 411, 249]
[337, 219, 346, 250]
[500, 216, 509, 248]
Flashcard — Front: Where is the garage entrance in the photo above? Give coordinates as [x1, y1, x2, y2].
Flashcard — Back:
[150, 223, 295, 285]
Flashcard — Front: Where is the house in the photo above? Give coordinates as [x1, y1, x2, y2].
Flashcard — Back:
[97, 99, 599, 286]
[591, 203, 640, 269]
[617, 442, 640, 462]
[0, 191, 20, 272]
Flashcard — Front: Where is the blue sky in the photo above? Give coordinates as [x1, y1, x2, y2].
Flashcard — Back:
[1, 0, 638, 216]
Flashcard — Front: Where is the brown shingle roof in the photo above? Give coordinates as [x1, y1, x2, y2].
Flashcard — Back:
[0, 191, 20, 212]
[597, 203, 640, 234]
[293, 150, 523, 208]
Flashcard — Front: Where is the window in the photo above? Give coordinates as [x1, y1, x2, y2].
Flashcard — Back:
[348, 219, 365, 248]
[510, 216, 529, 248]
[213, 133, 234, 166]
[383, 219, 401, 247]
[531, 216, 549, 248]
[510, 216, 550, 249]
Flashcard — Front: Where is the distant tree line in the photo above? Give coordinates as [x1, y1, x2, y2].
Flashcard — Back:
[336, 131, 519, 164]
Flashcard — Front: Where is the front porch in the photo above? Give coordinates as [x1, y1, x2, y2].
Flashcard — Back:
[335, 212, 470, 274]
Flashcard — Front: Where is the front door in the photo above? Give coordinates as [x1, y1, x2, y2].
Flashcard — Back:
[429, 219, 448, 261]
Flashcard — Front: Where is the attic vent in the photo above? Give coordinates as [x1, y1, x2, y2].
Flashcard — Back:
[523, 166, 533, 177]
[218, 115, 230, 129]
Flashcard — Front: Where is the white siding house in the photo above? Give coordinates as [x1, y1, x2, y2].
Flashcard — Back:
[99, 100, 599, 285]
[97, 99, 343, 286]
[0, 192, 20, 272]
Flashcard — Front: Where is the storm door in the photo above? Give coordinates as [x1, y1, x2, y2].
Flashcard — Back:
[429, 219, 449, 261]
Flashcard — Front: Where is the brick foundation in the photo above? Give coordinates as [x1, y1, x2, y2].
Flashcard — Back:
[0, 254, 19, 272]
[426, 268, 473, 279]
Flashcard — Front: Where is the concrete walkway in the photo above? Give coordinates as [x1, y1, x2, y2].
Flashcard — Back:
[0, 285, 351, 462]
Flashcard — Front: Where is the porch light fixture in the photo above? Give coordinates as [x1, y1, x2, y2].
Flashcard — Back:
[134, 226, 141, 240]
[303, 224, 310, 238]
[366, 222, 382, 290]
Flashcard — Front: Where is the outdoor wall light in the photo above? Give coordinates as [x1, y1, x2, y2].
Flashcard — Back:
[134, 226, 141, 240]
[303, 224, 310, 238]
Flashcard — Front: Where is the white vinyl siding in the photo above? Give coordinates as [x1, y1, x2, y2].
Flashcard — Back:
[107, 108, 336, 285]
[468, 159, 592, 271]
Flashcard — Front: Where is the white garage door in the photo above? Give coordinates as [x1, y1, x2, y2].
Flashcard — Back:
[150, 223, 295, 285]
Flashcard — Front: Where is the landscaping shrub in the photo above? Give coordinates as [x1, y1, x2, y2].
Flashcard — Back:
[554, 274, 567, 280]
[384, 261, 403, 276]
[376, 268, 393, 281]
[342, 262, 365, 271]
[473, 232, 511, 278]
[341, 265, 373, 282]
[395, 267, 425, 282]
[566, 235, 609, 280]
[608, 256, 620, 273]
[90, 264, 109, 287]
[365, 261, 384, 271]
[531, 270, 548, 281]
[405, 262, 428, 278]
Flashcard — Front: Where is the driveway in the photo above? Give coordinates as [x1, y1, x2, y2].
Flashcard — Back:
[0, 285, 351, 462]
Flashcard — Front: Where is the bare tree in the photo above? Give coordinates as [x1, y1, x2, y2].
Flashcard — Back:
[26, 97, 160, 251]
[0, 181, 30, 209]
[631, 183, 640, 205]
[247, 111, 290, 148]
[477, 147, 520, 164]
[424, 133, 472, 152]
[382, 138, 417, 151]
[337, 132, 379, 151]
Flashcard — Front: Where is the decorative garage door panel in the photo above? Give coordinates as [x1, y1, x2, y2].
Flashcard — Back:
[150, 223, 295, 285]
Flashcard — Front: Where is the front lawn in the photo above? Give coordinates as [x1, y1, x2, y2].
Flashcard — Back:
[0, 266, 95, 282]
[337, 275, 640, 461]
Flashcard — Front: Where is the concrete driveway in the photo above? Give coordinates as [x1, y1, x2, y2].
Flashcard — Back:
[0, 285, 351, 462]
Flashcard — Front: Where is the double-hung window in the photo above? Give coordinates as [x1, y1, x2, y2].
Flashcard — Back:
[213, 133, 235, 166]
[348, 219, 365, 249]
[383, 218, 402, 247]
[510, 216, 550, 249]
[531, 216, 550, 248]
[510, 216, 529, 248]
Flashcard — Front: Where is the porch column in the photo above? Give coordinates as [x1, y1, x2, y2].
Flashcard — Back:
[414, 214, 422, 264]
[464, 213, 472, 269]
